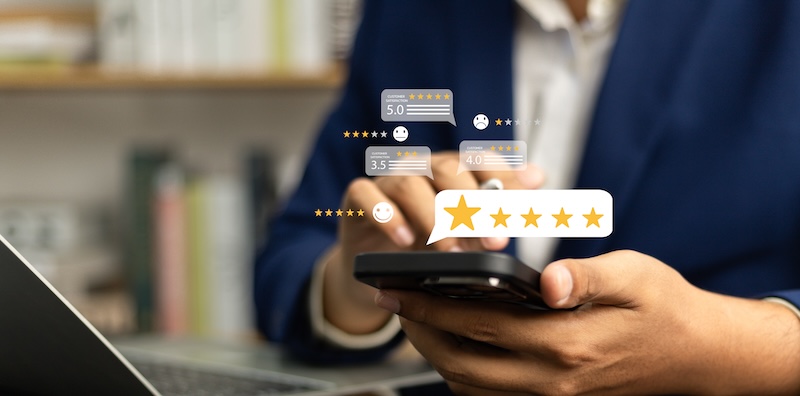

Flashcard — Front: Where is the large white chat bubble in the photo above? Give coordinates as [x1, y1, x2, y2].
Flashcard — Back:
[365, 146, 433, 179]
[427, 189, 613, 245]
[381, 89, 456, 126]
[458, 140, 528, 174]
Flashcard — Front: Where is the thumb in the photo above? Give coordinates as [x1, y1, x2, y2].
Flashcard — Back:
[541, 250, 648, 309]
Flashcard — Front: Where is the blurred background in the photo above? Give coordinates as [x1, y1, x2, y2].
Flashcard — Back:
[0, 0, 359, 340]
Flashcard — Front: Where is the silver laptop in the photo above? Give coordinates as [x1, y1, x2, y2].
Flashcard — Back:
[0, 235, 440, 395]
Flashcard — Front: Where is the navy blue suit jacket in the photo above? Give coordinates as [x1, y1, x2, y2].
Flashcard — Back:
[255, 0, 800, 363]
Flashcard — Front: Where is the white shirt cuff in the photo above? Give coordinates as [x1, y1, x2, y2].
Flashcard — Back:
[763, 297, 800, 320]
[308, 250, 401, 350]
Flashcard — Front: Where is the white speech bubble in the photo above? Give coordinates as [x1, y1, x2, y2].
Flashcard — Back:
[427, 189, 613, 244]
[365, 146, 433, 179]
[457, 140, 527, 174]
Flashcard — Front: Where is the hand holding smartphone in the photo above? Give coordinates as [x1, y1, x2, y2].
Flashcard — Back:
[354, 252, 551, 310]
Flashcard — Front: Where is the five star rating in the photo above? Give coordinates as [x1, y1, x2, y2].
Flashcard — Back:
[408, 93, 451, 100]
[445, 198, 603, 230]
[428, 189, 613, 244]
[382, 89, 456, 126]
[315, 208, 366, 218]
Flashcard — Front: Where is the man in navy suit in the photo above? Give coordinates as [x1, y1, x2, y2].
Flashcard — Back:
[255, 0, 800, 393]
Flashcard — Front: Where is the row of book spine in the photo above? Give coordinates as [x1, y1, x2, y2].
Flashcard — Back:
[97, 0, 362, 74]
[126, 148, 275, 338]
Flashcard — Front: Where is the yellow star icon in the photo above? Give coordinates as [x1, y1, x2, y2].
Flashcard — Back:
[444, 93, 450, 99]
[426, 93, 433, 100]
[405, 151, 410, 156]
[521, 208, 541, 228]
[552, 208, 572, 228]
[506, 145, 512, 151]
[583, 207, 603, 228]
[498, 146, 504, 151]
[409, 94, 415, 100]
[335, 209, 343, 217]
[357, 209, 365, 216]
[362, 131, 369, 138]
[444, 195, 481, 230]
[346, 209, 354, 217]
[495, 118, 503, 126]
[325, 209, 333, 217]
[490, 146, 496, 151]
[435, 93, 441, 100]
[314, 209, 322, 217]
[397, 151, 402, 157]
[418, 93, 424, 99]
[412, 151, 417, 156]
[514, 146, 519, 151]
[490, 208, 511, 228]
[343, 131, 350, 138]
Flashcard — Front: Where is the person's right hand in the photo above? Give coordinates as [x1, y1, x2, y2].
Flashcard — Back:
[322, 152, 545, 334]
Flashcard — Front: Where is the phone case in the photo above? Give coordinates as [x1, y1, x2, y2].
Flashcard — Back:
[354, 252, 550, 310]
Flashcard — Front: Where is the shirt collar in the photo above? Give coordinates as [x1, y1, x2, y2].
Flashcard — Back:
[515, 0, 626, 34]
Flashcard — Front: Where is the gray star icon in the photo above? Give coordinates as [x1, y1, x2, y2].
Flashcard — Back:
[505, 118, 512, 125]
[514, 119, 520, 125]
[371, 130, 378, 138]
[534, 119, 541, 126]
[380, 130, 387, 138]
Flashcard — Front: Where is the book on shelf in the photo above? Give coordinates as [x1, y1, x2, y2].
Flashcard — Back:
[125, 147, 276, 338]
[185, 175, 211, 335]
[97, 0, 361, 75]
[330, 0, 361, 61]
[246, 149, 277, 250]
[125, 148, 170, 333]
[153, 163, 189, 335]
[204, 175, 253, 338]
[0, 2, 95, 67]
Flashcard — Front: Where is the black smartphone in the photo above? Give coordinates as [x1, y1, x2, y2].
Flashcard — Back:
[354, 251, 551, 310]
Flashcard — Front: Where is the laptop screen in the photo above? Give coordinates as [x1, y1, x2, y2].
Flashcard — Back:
[0, 237, 156, 395]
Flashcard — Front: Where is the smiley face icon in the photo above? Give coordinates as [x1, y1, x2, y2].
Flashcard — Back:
[473, 114, 489, 130]
[392, 126, 409, 142]
[372, 202, 394, 223]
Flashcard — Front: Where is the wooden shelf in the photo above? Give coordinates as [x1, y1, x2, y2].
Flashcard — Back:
[0, 64, 345, 90]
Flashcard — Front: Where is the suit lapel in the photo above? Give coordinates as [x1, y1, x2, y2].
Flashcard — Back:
[449, 0, 516, 254]
[450, 0, 516, 144]
[555, 0, 715, 258]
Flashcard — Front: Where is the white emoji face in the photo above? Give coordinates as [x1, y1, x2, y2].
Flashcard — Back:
[473, 114, 489, 130]
[392, 126, 409, 142]
[372, 202, 394, 223]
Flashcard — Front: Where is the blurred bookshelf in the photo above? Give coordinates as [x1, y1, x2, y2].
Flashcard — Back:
[0, 0, 359, 339]
[0, 0, 359, 89]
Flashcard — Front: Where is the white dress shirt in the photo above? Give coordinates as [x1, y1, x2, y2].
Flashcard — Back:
[513, 0, 626, 271]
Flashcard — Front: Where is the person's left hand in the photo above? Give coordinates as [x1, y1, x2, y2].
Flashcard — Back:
[374, 250, 800, 395]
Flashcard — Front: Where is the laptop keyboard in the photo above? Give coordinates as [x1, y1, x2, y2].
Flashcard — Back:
[131, 360, 323, 396]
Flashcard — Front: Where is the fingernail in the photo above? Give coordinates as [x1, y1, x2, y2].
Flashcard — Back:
[449, 245, 463, 252]
[554, 265, 573, 306]
[394, 226, 415, 247]
[374, 291, 400, 314]
[481, 236, 507, 250]
[517, 166, 544, 189]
